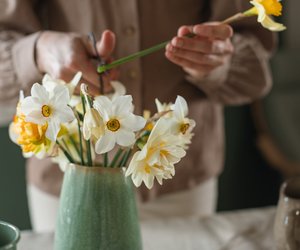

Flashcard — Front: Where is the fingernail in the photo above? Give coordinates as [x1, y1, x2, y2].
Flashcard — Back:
[167, 44, 177, 53]
[194, 26, 209, 36]
[172, 38, 183, 48]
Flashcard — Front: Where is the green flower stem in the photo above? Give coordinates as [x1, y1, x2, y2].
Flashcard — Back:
[56, 140, 75, 164]
[97, 13, 252, 73]
[69, 135, 82, 163]
[62, 138, 71, 153]
[222, 12, 247, 24]
[75, 112, 85, 165]
[97, 40, 169, 73]
[103, 153, 109, 167]
[86, 139, 93, 166]
[118, 148, 132, 168]
[109, 148, 124, 168]
[81, 93, 93, 166]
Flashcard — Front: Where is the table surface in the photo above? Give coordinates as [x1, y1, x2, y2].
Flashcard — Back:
[19, 207, 276, 250]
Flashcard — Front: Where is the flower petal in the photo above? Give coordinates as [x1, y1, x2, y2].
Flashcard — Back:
[144, 174, 154, 189]
[46, 120, 60, 141]
[120, 113, 146, 131]
[110, 81, 126, 100]
[8, 123, 18, 144]
[69, 72, 82, 95]
[25, 110, 46, 125]
[53, 85, 70, 105]
[112, 95, 133, 116]
[55, 106, 75, 123]
[21, 97, 40, 115]
[261, 14, 286, 31]
[95, 131, 116, 154]
[93, 96, 112, 119]
[173, 95, 188, 120]
[116, 129, 135, 147]
[31, 83, 49, 102]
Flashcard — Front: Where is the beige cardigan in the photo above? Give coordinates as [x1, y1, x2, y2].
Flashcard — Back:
[0, 0, 274, 201]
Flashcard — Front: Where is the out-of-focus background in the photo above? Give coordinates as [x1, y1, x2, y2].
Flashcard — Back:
[0, 0, 299, 230]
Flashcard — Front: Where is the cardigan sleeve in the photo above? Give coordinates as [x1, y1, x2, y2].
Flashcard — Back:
[0, 0, 42, 105]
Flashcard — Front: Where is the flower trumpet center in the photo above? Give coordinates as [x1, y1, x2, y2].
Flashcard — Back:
[144, 165, 151, 174]
[41, 105, 52, 117]
[180, 123, 190, 134]
[106, 118, 120, 132]
[259, 0, 282, 16]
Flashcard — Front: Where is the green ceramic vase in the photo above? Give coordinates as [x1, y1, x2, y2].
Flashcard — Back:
[54, 164, 142, 250]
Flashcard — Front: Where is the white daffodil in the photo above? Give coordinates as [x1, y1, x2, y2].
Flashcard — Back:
[20, 83, 75, 141]
[125, 152, 170, 188]
[93, 95, 146, 154]
[139, 118, 186, 166]
[83, 107, 105, 141]
[155, 99, 173, 115]
[42, 72, 82, 97]
[247, 0, 286, 31]
[108, 81, 126, 100]
[170, 96, 196, 147]
[126, 118, 186, 188]
[81, 84, 105, 141]
[43, 72, 82, 107]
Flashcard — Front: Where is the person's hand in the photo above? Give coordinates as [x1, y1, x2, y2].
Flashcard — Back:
[165, 23, 234, 81]
[36, 30, 116, 95]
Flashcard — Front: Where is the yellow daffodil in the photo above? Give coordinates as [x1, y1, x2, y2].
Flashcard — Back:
[245, 0, 286, 31]
[9, 91, 54, 158]
[9, 114, 54, 158]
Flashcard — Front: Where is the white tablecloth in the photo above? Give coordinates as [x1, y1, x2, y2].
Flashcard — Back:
[19, 207, 276, 250]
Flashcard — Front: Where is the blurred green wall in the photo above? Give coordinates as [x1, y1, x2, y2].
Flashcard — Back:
[0, 127, 31, 229]
[217, 106, 281, 211]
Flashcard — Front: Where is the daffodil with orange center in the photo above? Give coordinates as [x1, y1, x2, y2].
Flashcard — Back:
[9, 115, 53, 158]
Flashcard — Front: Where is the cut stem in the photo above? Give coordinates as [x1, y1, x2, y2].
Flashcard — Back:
[118, 148, 132, 168]
[98, 41, 169, 73]
[97, 12, 249, 74]
[103, 153, 109, 167]
[75, 111, 85, 165]
[56, 140, 75, 164]
[81, 93, 93, 166]
[109, 148, 123, 168]
[222, 12, 246, 24]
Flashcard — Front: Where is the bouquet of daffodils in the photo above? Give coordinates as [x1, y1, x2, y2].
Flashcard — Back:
[9, 73, 195, 189]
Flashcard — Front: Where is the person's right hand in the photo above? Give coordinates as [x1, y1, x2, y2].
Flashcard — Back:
[35, 30, 116, 95]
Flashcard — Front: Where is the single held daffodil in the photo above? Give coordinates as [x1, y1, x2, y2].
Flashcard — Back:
[244, 0, 286, 31]
[97, 0, 286, 74]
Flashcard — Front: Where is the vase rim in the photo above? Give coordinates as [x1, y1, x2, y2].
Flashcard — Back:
[67, 163, 126, 173]
[281, 176, 300, 201]
[0, 220, 20, 249]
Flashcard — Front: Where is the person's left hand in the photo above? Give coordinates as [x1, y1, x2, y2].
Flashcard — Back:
[165, 23, 234, 81]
